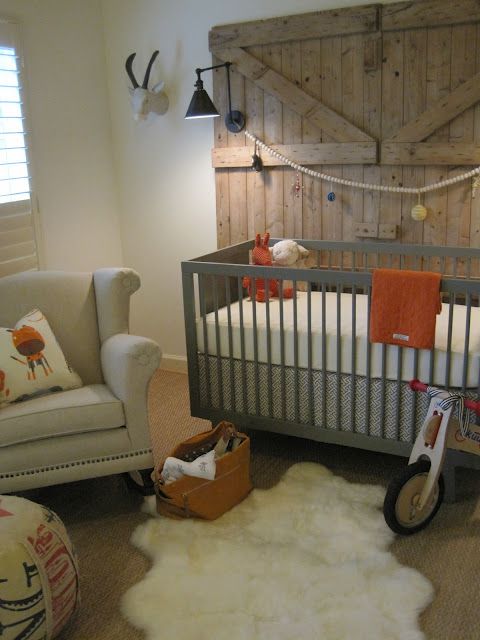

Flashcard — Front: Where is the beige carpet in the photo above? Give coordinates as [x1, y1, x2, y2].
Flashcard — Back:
[21, 369, 480, 640]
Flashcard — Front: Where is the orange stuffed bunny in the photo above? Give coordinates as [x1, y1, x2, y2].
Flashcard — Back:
[242, 233, 294, 302]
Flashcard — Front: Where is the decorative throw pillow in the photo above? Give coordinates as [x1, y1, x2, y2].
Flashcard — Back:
[0, 309, 82, 406]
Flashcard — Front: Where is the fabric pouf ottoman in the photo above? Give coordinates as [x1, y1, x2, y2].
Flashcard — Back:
[0, 495, 80, 639]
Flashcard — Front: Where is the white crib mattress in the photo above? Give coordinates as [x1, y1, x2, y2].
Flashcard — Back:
[196, 291, 480, 388]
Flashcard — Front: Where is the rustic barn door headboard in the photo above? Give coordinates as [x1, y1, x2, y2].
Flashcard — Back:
[209, 0, 480, 252]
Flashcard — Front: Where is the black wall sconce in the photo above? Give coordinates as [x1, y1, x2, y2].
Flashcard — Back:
[185, 61, 245, 133]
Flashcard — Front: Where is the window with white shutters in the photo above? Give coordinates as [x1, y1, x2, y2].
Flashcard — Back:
[0, 20, 38, 278]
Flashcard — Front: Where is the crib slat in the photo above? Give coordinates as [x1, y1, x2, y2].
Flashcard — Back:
[237, 277, 247, 414]
[265, 279, 273, 418]
[251, 280, 260, 415]
[225, 276, 236, 412]
[395, 346, 402, 441]
[307, 284, 314, 425]
[380, 343, 387, 438]
[213, 276, 224, 409]
[199, 273, 211, 406]
[182, 271, 200, 411]
[365, 286, 372, 436]
[462, 291, 472, 393]
[279, 281, 286, 421]
[410, 348, 419, 442]
[350, 285, 357, 433]
[293, 280, 300, 424]
[445, 292, 455, 390]
[336, 283, 342, 430]
[322, 282, 327, 428]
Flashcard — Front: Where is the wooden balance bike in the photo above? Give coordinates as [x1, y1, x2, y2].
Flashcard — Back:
[383, 379, 480, 535]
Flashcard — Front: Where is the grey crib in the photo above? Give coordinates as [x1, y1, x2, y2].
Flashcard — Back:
[182, 239, 480, 494]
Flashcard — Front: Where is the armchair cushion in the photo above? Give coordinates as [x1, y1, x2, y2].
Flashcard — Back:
[0, 384, 124, 447]
[0, 308, 83, 406]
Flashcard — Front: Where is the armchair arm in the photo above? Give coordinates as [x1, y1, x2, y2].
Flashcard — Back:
[94, 268, 141, 344]
[101, 333, 162, 449]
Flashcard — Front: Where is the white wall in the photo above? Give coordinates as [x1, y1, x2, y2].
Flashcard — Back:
[4, 1, 399, 364]
[0, 0, 122, 270]
[101, 0, 400, 365]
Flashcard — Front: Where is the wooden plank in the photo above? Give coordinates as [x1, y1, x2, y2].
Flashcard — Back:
[301, 38, 322, 243]
[321, 36, 343, 245]
[382, 0, 480, 32]
[245, 45, 265, 237]
[446, 24, 476, 264]
[212, 142, 377, 167]
[472, 23, 480, 249]
[209, 5, 379, 50]
[213, 55, 230, 248]
[363, 30, 382, 245]
[449, 25, 476, 144]
[354, 222, 377, 237]
[363, 32, 382, 72]
[423, 27, 451, 259]
[214, 47, 374, 142]
[341, 34, 365, 256]
[386, 70, 480, 142]
[380, 30, 404, 261]
[381, 142, 480, 164]
[378, 224, 397, 239]
[447, 170, 471, 247]
[227, 60, 247, 245]
[282, 40, 302, 239]
[263, 43, 284, 237]
[399, 28, 427, 256]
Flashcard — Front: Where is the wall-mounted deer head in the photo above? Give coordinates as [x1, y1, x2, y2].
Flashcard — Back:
[125, 50, 169, 121]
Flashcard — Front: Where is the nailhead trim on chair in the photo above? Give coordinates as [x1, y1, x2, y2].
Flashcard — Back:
[0, 448, 152, 479]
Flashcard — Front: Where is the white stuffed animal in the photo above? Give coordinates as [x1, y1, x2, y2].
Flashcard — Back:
[271, 240, 313, 291]
[272, 239, 310, 266]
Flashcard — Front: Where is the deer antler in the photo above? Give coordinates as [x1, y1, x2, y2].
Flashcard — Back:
[142, 50, 159, 89]
[125, 53, 139, 89]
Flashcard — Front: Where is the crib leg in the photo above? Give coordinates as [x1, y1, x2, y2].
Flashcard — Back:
[442, 460, 456, 503]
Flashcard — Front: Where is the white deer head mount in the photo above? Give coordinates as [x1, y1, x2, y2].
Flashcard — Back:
[125, 50, 169, 121]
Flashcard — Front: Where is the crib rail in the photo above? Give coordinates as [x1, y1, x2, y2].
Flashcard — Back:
[182, 240, 480, 460]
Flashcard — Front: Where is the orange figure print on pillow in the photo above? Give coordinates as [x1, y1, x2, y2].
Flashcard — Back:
[8, 325, 53, 380]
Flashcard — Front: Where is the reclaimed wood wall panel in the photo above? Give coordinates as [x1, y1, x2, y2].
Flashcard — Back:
[301, 38, 322, 243]
[245, 45, 265, 238]
[210, 2, 480, 256]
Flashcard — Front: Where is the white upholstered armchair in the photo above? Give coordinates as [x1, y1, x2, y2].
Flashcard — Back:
[0, 268, 161, 494]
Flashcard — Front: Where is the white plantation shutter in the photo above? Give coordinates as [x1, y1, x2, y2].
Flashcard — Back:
[0, 20, 38, 278]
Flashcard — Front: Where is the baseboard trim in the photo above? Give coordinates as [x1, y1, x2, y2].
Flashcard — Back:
[159, 355, 188, 374]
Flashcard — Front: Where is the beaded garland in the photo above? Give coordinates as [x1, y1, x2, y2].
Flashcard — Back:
[245, 130, 480, 197]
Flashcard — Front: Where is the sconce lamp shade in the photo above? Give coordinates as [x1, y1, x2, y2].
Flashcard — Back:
[185, 62, 245, 132]
[185, 88, 220, 119]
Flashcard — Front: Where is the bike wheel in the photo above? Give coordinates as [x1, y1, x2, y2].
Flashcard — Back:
[383, 459, 444, 535]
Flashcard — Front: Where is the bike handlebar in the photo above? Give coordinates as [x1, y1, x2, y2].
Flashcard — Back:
[409, 379, 480, 415]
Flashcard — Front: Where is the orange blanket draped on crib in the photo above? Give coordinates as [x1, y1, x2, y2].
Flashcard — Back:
[369, 269, 442, 350]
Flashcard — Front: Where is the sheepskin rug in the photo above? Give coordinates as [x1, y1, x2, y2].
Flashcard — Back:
[122, 463, 433, 640]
